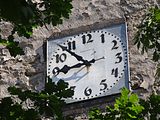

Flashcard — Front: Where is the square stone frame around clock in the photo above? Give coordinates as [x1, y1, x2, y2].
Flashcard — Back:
[47, 18, 130, 104]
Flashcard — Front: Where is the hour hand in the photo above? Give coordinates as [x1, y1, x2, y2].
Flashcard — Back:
[58, 44, 90, 65]
[58, 57, 105, 74]
[58, 63, 86, 74]
[59, 65, 70, 74]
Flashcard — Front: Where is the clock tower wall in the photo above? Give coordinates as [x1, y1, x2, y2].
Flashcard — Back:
[0, 0, 159, 119]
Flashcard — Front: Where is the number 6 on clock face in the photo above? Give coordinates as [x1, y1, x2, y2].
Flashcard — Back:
[47, 26, 128, 103]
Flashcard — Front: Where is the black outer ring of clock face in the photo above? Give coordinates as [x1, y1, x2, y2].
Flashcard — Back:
[47, 30, 128, 101]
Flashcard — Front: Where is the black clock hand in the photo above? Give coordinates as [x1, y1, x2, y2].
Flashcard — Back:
[58, 44, 91, 66]
[59, 63, 86, 74]
[58, 57, 104, 74]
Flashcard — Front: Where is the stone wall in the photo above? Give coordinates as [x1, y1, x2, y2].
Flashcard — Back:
[0, 0, 160, 118]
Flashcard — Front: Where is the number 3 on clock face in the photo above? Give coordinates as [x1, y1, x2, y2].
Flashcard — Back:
[47, 28, 128, 102]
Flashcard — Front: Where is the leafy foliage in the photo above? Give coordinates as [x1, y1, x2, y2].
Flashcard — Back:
[0, 0, 73, 56]
[134, 7, 160, 62]
[89, 88, 160, 120]
[140, 94, 160, 120]
[89, 88, 144, 120]
[0, 36, 24, 57]
[0, 78, 74, 120]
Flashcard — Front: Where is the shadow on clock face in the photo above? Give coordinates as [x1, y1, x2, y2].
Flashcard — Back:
[52, 70, 88, 83]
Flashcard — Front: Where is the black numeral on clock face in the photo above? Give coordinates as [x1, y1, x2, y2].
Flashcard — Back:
[100, 79, 107, 91]
[115, 52, 122, 64]
[84, 87, 92, 96]
[56, 53, 67, 63]
[111, 68, 118, 78]
[100, 34, 105, 43]
[112, 40, 118, 50]
[68, 41, 76, 50]
[82, 34, 93, 44]
[52, 67, 60, 76]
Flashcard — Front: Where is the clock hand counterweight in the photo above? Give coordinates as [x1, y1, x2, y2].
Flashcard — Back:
[58, 44, 91, 66]
[58, 57, 105, 74]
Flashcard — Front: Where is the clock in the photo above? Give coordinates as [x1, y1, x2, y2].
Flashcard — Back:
[47, 24, 129, 103]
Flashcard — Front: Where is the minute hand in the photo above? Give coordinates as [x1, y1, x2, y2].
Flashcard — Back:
[58, 44, 90, 65]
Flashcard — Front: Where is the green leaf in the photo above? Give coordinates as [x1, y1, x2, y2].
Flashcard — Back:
[127, 113, 137, 119]
[154, 8, 160, 21]
[38, 93, 48, 99]
[57, 79, 69, 90]
[45, 77, 57, 94]
[134, 7, 160, 62]
[0, 39, 8, 46]
[0, 35, 24, 57]
[129, 94, 139, 103]
[155, 12, 160, 21]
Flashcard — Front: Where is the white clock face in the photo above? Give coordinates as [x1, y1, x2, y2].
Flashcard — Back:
[47, 29, 127, 101]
